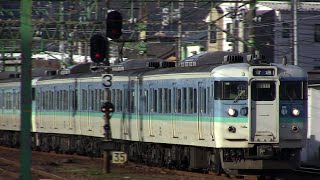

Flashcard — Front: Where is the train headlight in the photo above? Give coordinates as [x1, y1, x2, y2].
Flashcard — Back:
[292, 108, 300, 116]
[227, 108, 236, 117]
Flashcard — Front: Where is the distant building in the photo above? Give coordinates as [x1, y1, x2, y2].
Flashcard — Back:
[209, 1, 320, 72]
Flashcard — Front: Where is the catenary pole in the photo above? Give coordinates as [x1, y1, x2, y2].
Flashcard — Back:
[292, 0, 299, 65]
[20, 0, 32, 179]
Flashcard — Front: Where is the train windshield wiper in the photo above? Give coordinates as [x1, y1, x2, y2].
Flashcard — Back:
[233, 90, 245, 103]
[287, 93, 293, 103]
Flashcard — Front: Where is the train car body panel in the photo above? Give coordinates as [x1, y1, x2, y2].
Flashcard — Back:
[0, 52, 308, 174]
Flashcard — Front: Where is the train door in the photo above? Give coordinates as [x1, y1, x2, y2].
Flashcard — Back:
[87, 85, 93, 131]
[12, 89, 17, 127]
[0, 89, 3, 126]
[148, 84, 155, 136]
[172, 83, 180, 138]
[198, 82, 206, 140]
[121, 84, 130, 136]
[210, 81, 215, 140]
[250, 80, 279, 143]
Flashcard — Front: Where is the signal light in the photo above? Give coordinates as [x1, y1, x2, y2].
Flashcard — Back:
[101, 102, 115, 114]
[107, 11, 123, 40]
[90, 34, 107, 63]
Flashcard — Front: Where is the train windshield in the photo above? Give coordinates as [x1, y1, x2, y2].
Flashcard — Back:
[251, 81, 276, 101]
[214, 81, 248, 100]
[280, 81, 307, 100]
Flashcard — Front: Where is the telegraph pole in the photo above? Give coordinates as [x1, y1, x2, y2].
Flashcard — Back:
[20, 0, 32, 179]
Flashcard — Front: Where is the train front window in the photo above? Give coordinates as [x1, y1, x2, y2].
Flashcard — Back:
[251, 81, 276, 101]
[280, 81, 305, 100]
[214, 81, 248, 100]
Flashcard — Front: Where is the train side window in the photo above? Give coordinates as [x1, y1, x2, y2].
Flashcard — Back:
[0, 91, 2, 109]
[199, 87, 206, 114]
[168, 89, 172, 113]
[193, 88, 197, 113]
[145, 90, 149, 113]
[32, 88, 35, 101]
[158, 88, 162, 113]
[130, 89, 134, 113]
[99, 89, 103, 109]
[164, 88, 168, 113]
[189, 87, 193, 114]
[203, 88, 207, 114]
[111, 89, 115, 111]
[153, 89, 157, 113]
[47, 91, 49, 110]
[50, 91, 54, 110]
[177, 89, 181, 113]
[82, 89, 87, 111]
[119, 90, 123, 112]
[182, 88, 187, 114]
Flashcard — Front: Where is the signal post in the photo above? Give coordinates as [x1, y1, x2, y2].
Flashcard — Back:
[90, 9, 123, 173]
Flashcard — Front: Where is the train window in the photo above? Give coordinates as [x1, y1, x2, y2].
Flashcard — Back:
[214, 81, 248, 100]
[82, 90, 87, 111]
[280, 81, 305, 100]
[130, 89, 134, 113]
[50, 91, 54, 110]
[57, 91, 60, 110]
[111, 89, 115, 111]
[182, 88, 187, 114]
[193, 89, 197, 113]
[153, 89, 157, 113]
[163, 88, 168, 113]
[65, 90, 69, 110]
[200, 88, 207, 114]
[17, 92, 20, 110]
[177, 89, 181, 113]
[32, 88, 35, 101]
[168, 89, 172, 113]
[252, 81, 275, 101]
[42, 92, 48, 110]
[188, 87, 193, 114]
[159, 88, 162, 113]
[70, 90, 77, 111]
[145, 90, 149, 113]
[117, 89, 123, 112]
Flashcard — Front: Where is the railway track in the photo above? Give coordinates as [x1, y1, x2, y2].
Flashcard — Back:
[293, 166, 320, 175]
[0, 157, 67, 180]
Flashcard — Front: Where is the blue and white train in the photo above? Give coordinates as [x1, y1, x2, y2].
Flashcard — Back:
[0, 51, 308, 175]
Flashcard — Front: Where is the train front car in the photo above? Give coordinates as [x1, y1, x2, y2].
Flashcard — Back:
[211, 59, 308, 174]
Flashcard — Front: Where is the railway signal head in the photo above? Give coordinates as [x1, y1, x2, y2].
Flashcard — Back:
[101, 102, 115, 114]
[90, 34, 107, 63]
[107, 11, 123, 40]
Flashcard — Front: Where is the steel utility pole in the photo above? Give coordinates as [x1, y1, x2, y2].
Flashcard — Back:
[292, 0, 299, 65]
[247, 0, 256, 55]
[20, 0, 32, 179]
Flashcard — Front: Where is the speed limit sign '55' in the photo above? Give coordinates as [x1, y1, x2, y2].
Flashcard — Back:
[102, 74, 113, 88]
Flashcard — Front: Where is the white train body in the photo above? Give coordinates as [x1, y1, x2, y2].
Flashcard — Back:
[0, 52, 308, 174]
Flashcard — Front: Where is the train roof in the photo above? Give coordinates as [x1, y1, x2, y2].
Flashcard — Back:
[0, 51, 308, 84]
[35, 51, 243, 81]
